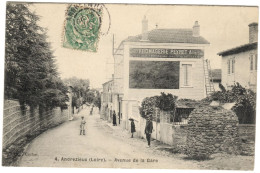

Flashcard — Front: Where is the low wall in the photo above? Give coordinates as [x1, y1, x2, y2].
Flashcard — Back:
[171, 125, 188, 147]
[120, 100, 255, 156]
[139, 117, 160, 140]
[238, 124, 255, 156]
[160, 111, 187, 147]
[3, 100, 69, 150]
[155, 109, 255, 156]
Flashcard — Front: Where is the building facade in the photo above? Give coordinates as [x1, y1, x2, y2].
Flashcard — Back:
[218, 23, 258, 92]
[112, 17, 211, 130]
[100, 80, 114, 121]
[67, 86, 74, 120]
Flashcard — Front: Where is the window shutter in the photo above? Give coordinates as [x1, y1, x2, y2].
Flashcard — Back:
[183, 65, 188, 86]
[187, 64, 192, 86]
[228, 59, 230, 74]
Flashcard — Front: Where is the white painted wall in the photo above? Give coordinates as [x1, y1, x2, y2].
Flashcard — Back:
[122, 42, 207, 101]
[221, 49, 257, 92]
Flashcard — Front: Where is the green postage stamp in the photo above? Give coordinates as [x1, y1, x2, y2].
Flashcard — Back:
[63, 4, 103, 52]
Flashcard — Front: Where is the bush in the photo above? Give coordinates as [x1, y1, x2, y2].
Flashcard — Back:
[206, 83, 256, 124]
[139, 96, 158, 120]
[139, 92, 177, 120]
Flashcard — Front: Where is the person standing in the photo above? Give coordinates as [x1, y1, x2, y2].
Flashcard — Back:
[112, 110, 117, 126]
[130, 119, 136, 138]
[144, 116, 153, 147]
[80, 116, 86, 135]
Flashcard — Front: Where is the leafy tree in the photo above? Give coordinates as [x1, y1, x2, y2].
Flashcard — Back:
[63, 77, 90, 111]
[85, 89, 96, 103]
[84, 88, 101, 109]
[139, 92, 178, 121]
[5, 3, 68, 110]
[92, 90, 101, 110]
[207, 83, 256, 124]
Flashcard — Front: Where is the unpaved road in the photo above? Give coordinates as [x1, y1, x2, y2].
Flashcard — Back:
[18, 106, 254, 170]
[18, 107, 200, 168]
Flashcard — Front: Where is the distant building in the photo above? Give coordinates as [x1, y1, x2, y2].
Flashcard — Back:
[218, 23, 258, 92]
[67, 86, 74, 120]
[209, 69, 222, 91]
[112, 16, 212, 130]
[100, 79, 114, 121]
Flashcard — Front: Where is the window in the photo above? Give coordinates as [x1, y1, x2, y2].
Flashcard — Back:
[250, 54, 254, 71]
[182, 64, 192, 86]
[231, 58, 235, 73]
[228, 59, 231, 74]
[255, 54, 258, 70]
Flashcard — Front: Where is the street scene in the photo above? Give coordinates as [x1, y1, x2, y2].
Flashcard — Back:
[2, 2, 258, 170]
[17, 106, 254, 169]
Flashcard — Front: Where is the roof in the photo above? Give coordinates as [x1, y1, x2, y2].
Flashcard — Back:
[176, 99, 197, 108]
[209, 69, 221, 81]
[218, 42, 258, 56]
[102, 80, 113, 86]
[123, 29, 210, 44]
[249, 22, 258, 27]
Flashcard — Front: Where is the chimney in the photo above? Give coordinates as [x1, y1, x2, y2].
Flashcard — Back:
[192, 21, 200, 37]
[249, 22, 258, 43]
[141, 16, 148, 41]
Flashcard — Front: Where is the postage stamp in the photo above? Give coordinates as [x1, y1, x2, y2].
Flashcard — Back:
[63, 4, 103, 52]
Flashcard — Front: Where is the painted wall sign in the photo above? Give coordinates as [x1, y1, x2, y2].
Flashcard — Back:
[129, 48, 204, 58]
[129, 61, 180, 89]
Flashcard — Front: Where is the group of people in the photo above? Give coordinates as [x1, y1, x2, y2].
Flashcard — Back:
[112, 110, 123, 126]
[130, 116, 154, 147]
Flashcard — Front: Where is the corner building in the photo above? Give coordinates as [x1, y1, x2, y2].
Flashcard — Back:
[218, 23, 258, 92]
[113, 17, 211, 130]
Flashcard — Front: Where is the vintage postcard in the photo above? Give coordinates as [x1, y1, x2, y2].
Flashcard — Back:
[1, 1, 259, 170]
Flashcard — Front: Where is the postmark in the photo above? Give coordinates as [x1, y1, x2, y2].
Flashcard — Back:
[63, 4, 103, 52]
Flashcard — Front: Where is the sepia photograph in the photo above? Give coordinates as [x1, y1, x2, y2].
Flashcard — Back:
[1, 0, 259, 171]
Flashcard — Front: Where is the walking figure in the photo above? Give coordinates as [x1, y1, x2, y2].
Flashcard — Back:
[130, 119, 136, 138]
[80, 116, 86, 135]
[90, 106, 93, 115]
[144, 116, 153, 147]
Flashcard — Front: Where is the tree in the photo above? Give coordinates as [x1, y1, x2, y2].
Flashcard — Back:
[139, 92, 178, 121]
[85, 90, 95, 103]
[207, 83, 256, 124]
[84, 89, 101, 107]
[63, 77, 90, 111]
[93, 90, 101, 110]
[5, 3, 68, 110]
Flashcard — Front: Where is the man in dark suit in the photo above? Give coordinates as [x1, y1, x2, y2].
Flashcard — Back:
[144, 116, 153, 147]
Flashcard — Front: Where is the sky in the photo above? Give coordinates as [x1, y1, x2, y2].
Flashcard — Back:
[32, 3, 258, 88]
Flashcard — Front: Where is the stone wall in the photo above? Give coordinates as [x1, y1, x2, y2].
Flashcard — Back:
[171, 125, 188, 147]
[186, 106, 240, 159]
[2, 99, 69, 165]
[238, 124, 255, 156]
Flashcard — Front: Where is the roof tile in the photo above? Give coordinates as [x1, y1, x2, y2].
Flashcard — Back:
[124, 29, 210, 44]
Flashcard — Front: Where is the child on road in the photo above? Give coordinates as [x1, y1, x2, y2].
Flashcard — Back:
[80, 116, 86, 135]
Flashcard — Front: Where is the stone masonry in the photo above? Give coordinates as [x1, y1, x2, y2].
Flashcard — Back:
[186, 106, 240, 159]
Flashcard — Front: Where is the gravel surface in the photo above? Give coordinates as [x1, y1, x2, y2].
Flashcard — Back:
[18, 106, 254, 170]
